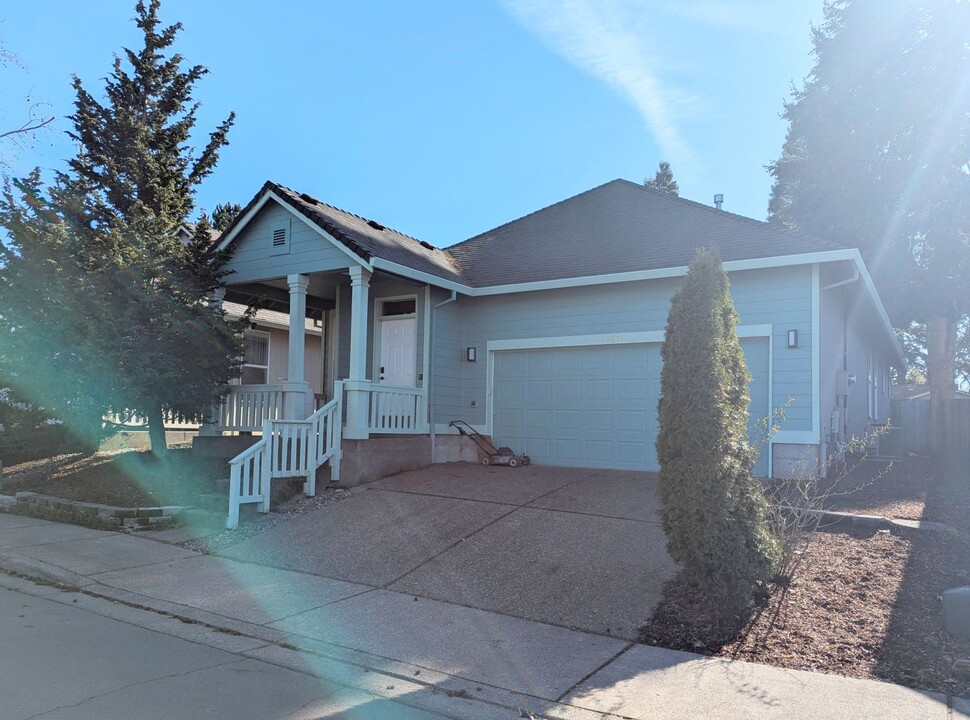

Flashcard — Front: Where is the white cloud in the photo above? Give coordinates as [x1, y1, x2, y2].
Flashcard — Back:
[501, 0, 702, 177]
[501, 0, 798, 180]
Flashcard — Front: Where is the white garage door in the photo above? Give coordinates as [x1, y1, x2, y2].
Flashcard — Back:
[492, 339, 770, 474]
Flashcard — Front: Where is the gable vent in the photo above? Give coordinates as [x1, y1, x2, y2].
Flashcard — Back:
[272, 227, 287, 246]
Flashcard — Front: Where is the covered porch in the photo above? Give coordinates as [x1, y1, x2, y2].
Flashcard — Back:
[206, 266, 432, 440]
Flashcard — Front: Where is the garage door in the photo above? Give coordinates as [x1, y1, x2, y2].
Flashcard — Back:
[492, 339, 770, 475]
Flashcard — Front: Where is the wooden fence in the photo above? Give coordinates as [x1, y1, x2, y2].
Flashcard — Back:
[890, 398, 970, 456]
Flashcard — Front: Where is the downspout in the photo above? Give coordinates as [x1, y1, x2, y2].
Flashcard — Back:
[428, 290, 458, 461]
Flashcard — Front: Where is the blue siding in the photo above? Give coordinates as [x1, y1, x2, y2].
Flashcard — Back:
[225, 201, 354, 283]
[433, 265, 815, 438]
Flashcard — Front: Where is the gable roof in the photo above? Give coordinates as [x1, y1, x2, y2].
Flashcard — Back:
[218, 181, 465, 285]
[446, 179, 847, 287]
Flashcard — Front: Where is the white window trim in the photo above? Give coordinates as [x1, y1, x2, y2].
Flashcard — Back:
[241, 329, 271, 385]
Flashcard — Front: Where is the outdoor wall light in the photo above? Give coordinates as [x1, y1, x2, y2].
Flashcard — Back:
[466, 347, 477, 362]
[787, 329, 799, 349]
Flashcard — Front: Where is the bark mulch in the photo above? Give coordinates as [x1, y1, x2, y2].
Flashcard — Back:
[639, 456, 970, 697]
[1, 449, 226, 507]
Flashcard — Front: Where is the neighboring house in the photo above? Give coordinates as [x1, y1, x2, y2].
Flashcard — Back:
[201, 179, 904, 517]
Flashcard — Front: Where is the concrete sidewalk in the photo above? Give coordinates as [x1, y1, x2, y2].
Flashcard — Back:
[0, 512, 963, 720]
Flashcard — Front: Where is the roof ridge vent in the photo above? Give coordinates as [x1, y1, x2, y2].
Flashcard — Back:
[299, 192, 319, 204]
[367, 219, 386, 231]
[419, 240, 435, 250]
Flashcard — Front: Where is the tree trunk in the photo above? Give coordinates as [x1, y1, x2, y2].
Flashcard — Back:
[926, 315, 958, 455]
[146, 405, 169, 459]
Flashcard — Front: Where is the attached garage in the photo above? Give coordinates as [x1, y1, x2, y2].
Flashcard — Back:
[491, 337, 770, 475]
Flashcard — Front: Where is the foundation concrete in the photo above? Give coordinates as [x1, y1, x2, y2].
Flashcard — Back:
[338, 435, 431, 486]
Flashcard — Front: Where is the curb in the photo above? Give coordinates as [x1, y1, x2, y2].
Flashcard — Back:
[0, 552, 93, 589]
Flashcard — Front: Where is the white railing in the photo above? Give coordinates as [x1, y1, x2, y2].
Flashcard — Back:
[366, 384, 427, 433]
[225, 395, 342, 529]
[310, 394, 342, 495]
[227, 436, 270, 527]
[217, 384, 286, 432]
[105, 408, 204, 430]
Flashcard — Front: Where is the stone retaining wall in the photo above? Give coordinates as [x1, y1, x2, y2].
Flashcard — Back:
[7, 492, 185, 530]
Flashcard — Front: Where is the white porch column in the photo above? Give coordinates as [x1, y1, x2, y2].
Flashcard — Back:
[283, 274, 312, 419]
[199, 285, 228, 436]
[343, 266, 372, 439]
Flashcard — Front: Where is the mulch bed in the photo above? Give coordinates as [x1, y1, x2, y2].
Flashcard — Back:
[640, 456, 970, 697]
[1, 449, 226, 507]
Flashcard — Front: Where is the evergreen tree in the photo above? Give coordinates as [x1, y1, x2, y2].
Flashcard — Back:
[656, 248, 781, 618]
[211, 202, 242, 233]
[768, 0, 970, 447]
[0, 0, 244, 456]
[644, 161, 679, 196]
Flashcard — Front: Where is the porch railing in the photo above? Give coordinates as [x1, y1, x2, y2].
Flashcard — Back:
[226, 394, 342, 529]
[366, 384, 427, 433]
[216, 384, 286, 432]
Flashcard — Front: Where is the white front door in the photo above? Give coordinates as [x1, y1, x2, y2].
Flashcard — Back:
[379, 318, 417, 387]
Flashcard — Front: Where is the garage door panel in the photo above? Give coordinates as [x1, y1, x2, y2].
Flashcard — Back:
[527, 352, 553, 373]
[525, 409, 551, 430]
[616, 410, 648, 432]
[526, 380, 551, 401]
[586, 410, 613, 432]
[586, 380, 614, 401]
[615, 378, 649, 401]
[555, 409, 582, 431]
[555, 351, 583, 371]
[617, 442, 648, 465]
[524, 437, 551, 459]
[495, 379, 524, 403]
[553, 440, 582, 462]
[584, 441, 613, 462]
[495, 409, 523, 430]
[555, 380, 583, 400]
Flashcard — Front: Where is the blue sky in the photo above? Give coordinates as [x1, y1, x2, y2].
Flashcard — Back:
[1, 1, 824, 248]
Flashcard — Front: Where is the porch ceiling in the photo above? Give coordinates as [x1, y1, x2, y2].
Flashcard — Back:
[224, 282, 334, 320]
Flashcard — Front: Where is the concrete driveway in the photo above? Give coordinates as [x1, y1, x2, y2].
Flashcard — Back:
[220, 464, 679, 640]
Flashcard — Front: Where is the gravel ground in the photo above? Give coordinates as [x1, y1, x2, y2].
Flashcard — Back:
[640, 456, 970, 697]
[179, 486, 352, 554]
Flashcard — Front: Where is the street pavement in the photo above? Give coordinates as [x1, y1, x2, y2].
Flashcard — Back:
[0, 510, 964, 719]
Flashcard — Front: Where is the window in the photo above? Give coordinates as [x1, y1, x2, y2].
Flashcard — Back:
[241, 330, 269, 385]
[380, 298, 416, 317]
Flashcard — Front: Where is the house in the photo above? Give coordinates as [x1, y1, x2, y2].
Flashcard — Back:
[199, 179, 904, 526]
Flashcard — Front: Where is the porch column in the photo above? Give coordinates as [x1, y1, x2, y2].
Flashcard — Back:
[283, 274, 312, 419]
[343, 266, 371, 439]
[199, 285, 228, 436]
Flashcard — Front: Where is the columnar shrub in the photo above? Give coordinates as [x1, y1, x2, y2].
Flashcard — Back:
[656, 248, 781, 616]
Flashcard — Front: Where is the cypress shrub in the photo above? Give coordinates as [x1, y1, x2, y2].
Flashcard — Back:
[656, 248, 781, 617]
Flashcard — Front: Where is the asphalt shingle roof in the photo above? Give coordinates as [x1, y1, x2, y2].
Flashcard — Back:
[267, 183, 465, 285]
[221, 178, 847, 290]
[445, 179, 847, 287]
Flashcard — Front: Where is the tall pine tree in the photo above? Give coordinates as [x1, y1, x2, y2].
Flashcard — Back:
[0, 0, 244, 456]
[644, 161, 679, 196]
[768, 0, 970, 447]
[656, 249, 781, 618]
